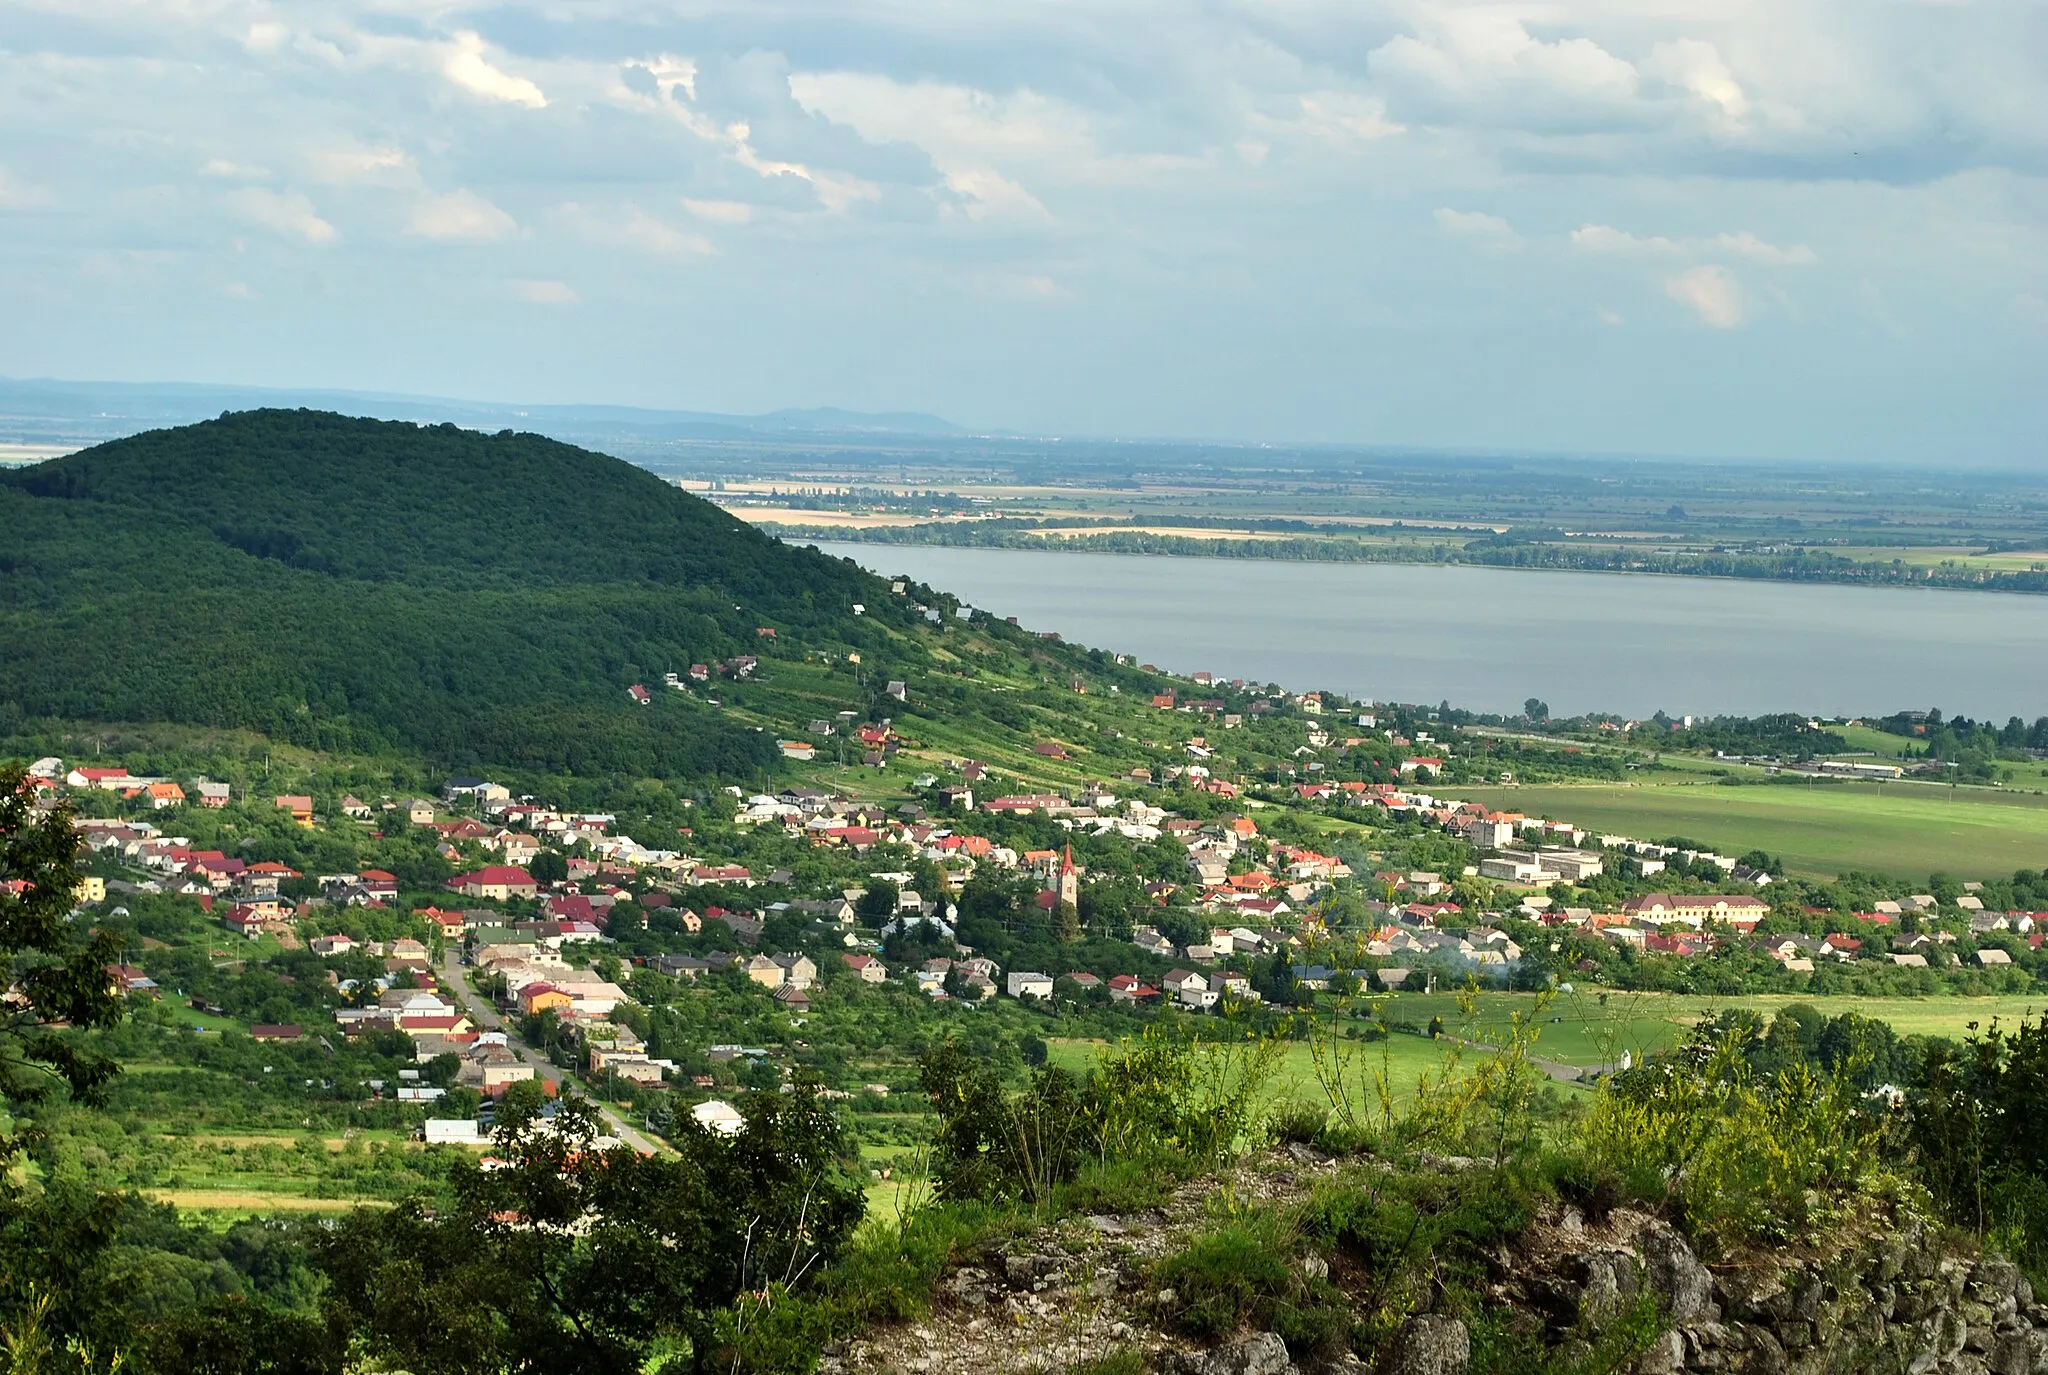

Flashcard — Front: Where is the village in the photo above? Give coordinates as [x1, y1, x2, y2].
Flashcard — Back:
[20, 670, 2045, 1153]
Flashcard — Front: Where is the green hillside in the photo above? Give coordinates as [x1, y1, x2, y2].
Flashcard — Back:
[0, 410, 931, 776]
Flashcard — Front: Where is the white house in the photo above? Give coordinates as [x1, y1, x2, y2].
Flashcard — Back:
[692, 1100, 746, 1136]
[1006, 971, 1054, 1000]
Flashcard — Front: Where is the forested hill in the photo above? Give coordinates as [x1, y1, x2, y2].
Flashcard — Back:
[0, 410, 913, 776]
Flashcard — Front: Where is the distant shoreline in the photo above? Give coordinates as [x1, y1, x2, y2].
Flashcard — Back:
[763, 520, 2048, 597]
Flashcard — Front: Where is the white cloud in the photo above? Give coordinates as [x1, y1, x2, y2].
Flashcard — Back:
[1294, 93, 1404, 144]
[223, 187, 336, 243]
[511, 279, 577, 304]
[682, 199, 755, 225]
[790, 71, 1073, 219]
[556, 204, 715, 256]
[201, 158, 269, 180]
[444, 32, 546, 109]
[1573, 224, 1816, 264]
[0, 168, 53, 208]
[309, 144, 415, 187]
[1644, 40, 1750, 123]
[1665, 265, 1744, 327]
[1368, 11, 1641, 127]
[1435, 207, 1519, 249]
[1709, 231, 1817, 265]
[407, 189, 517, 241]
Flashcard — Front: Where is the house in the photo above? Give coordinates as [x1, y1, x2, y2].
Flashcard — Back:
[446, 866, 539, 901]
[340, 795, 373, 819]
[422, 1119, 487, 1146]
[309, 934, 357, 957]
[143, 781, 185, 810]
[1160, 969, 1210, 999]
[1005, 971, 1054, 1000]
[67, 767, 129, 790]
[773, 954, 820, 990]
[1106, 974, 1160, 1004]
[1620, 894, 1770, 930]
[1064, 972, 1103, 993]
[222, 905, 266, 939]
[250, 1024, 302, 1042]
[691, 864, 754, 886]
[841, 954, 888, 983]
[773, 984, 812, 1013]
[275, 795, 315, 827]
[195, 781, 232, 808]
[520, 984, 573, 1016]
[106, 964, 159, 997]
[780, 742, 818, 762]
[744, 955, 785, 989]
[1132, 926, 1178, 958]
[627, 684, 652, 705]
[1976, 948, 2013, 967]
[692, 1100, 745, 1135]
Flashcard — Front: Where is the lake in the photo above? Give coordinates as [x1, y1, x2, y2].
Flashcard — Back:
[809, 543, 2048, 719]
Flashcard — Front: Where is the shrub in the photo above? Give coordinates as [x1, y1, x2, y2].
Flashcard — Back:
[1579, 1027, 1887, 1250]
[1152, 1212, 1348, 1358]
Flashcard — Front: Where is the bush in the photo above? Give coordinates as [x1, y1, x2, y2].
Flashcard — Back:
[1579, 1028, 1887, 1250]
[1152, 1212, 1349, 1358]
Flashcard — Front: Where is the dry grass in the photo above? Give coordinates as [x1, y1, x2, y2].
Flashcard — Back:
[146, 1189, 392, 1213]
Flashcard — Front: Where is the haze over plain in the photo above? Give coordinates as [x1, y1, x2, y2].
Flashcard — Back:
[3, 0, 2043, 464]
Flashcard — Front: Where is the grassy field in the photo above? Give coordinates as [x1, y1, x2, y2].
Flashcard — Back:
[1364, 990, 2048, 1066]
[146, 1189, 387, 1216]
[1460, 781, 2048, 880]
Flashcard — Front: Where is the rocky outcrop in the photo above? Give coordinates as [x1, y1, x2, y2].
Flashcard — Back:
[821, 1152, 2047, 1375]
[1373, 1315, 1470, 1375]
[1507, 1209, 2048, 1375]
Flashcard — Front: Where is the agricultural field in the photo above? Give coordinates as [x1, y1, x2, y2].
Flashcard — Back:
[1366, 989, 2047, 1067]
[1459, 780, 2048, 880]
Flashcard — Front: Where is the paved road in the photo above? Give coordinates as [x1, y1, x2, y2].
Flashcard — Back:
[436, 949, 665, 1154]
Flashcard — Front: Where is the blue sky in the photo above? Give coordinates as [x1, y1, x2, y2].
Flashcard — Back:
[2, 0, 2043, 462]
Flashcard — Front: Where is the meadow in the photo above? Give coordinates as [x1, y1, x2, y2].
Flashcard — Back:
[1458, 780, 2048, 880]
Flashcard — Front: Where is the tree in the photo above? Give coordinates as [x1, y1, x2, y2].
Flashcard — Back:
[317, 1089, 862, 1374]
[527, 849, 569, 885]
[1050, 900, 1082, 945]
[0, 767, 126, 1164]
[854, 880, 898, 929]
[1524, 698, 1549, 722]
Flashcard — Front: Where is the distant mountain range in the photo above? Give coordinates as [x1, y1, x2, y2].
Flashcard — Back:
[0, 375, 967, 454]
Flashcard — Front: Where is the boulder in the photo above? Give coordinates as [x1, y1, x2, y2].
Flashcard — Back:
[1172, 1331, 1294, 1375]
[1374, 1314, 1469, 1375]
[1640, 1227, 1718, 1324]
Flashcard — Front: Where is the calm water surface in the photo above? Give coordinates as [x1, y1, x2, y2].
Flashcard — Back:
[811, 543, 2048, 719]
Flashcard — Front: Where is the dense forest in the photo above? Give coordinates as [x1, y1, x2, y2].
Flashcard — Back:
[0, 411, 936, 777]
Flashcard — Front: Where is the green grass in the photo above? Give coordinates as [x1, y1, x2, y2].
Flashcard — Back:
[1047, 1031, 1583, 1128]
[1341, 989, 2046, 1065]
[1830, 725, 1913, 757]
[1460, 781, 2048, 880]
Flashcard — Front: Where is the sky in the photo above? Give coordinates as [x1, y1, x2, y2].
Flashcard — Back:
[2, 1, 2044, 463]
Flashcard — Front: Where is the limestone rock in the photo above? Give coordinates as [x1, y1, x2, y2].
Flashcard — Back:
[1641, 1226, 1718, 1325]
[1170, 1331, 1294, 1375]
[1374, 1314, 1469, 1375]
